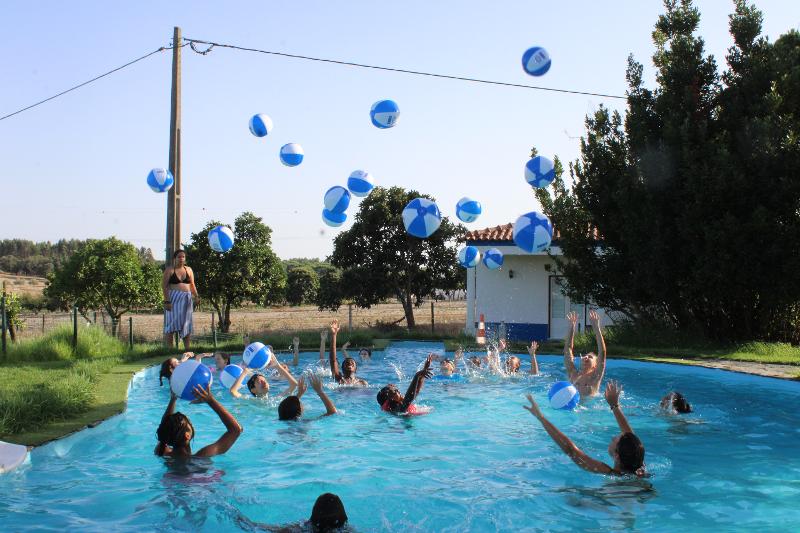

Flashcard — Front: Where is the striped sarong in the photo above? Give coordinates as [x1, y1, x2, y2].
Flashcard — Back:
[164, 290, 193, 338]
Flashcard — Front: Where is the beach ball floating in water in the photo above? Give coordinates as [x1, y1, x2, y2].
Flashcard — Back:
[322, 208, 347, 227]
[402, 198, 442, 238]
[347, 170, 374, 197]
[249, 114, 273, 137]
[324, 186, 351, 214]
[458, 246, 481, 268]
[208, 225, 235, 253]
[147, 168, 174, 193]
[370, 99, 400, 129]
[170, 360, 213, 401]
[243, 342, 273, 370]
[280, 143, 304, 166]
[548, 381, 580, 410]
[219, 364, 244, 390]
[455, 197, 482, 223]
[525, 156, 555, 189]
[521, 46, 551, 77]
[513, 211, 553, 253]
[483, 248, 504, 270]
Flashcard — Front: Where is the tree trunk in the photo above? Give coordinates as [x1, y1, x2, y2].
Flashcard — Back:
[110, 314, 120, 337]
[222, 302, 232, 333]
[401, 292, 416, 328]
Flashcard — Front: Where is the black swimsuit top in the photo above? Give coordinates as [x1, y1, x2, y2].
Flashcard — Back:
[169, 268, 190, 284]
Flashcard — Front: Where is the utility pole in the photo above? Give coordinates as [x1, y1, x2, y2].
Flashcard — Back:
[166, 27, 182, 261]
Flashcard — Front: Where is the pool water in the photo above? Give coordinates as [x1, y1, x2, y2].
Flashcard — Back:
[1, 341, 799, 532]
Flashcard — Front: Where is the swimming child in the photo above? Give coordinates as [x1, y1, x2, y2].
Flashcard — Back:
[238, 492, 349, 532]
[229, 357, 299, 398]
[342, 341, 372, 362]
[329, 320, 368, 386]
[377, 354, 434, 414]
[563, 310, 607, 398]
[523, 380, 646, 476]
[159, 352, 202, 386]
[660, 391, 692, 413]
[278, 373, 337, 421]
[154, 385, 242, 458]
[505, 356, 521, 373]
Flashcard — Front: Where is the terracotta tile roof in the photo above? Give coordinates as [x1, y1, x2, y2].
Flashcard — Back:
[465, 223, 563, 242]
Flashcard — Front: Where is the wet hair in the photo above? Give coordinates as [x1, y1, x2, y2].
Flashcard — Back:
[358, 348, 372, 357]
[468, 356, 482, 367]
[159, 359, 174, 386]
[616, 432, 645, 473]
[247, 374, 261, 396]
[172, 249, 186, 259]
[156, 412, 194, 448]
[278, 395, 303, 420]
[310, 492, 348, 532]
[376, 385, 395, 406]
[215, 352, 231, 366]
[671, 392, 692, 413]
[505, 356, 520, 372]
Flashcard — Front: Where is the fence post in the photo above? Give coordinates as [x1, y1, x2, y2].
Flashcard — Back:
[129, 316, 133, 350]
[72, 305, 78, 350]
[212, 312, 217, 349]
[42, 314, 45, 333]
[1, 293, 7, 357]
[93, 311, 97, 324]
[348, 304, 353, 333]
[431, 301, 435, 335]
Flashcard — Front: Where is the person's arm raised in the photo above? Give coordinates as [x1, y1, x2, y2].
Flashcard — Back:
[605, 380, 633, 434]
[319, 329, 328, 365]
[589, 310, 607, 381]
[193, 385, 243, 457]
[229, 367, 253, 399]
[310, 374, 337, 416]
[269, 356, 299, 396]
[292, 336, 300, 367]
[563, 312, 579, 380]
[402, 354, 434, 410]
[328, 320, 342, 381]
[528, 341, 540, 375]
[523, 394, 613, 474]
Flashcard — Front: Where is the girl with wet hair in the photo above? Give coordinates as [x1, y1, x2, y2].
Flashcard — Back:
[660, 391, 692, 413]
[158, 352, 200, 386]
[329, 320, 367, 386]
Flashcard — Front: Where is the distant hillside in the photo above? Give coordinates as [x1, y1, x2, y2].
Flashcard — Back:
[0, 271, 47, 297]
[0, 238, 154, 276]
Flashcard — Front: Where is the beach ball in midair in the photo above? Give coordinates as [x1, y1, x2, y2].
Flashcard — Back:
[170, 360, 213, 401]
[208, 225, 235, 253]
[249, 114, 273, 137]
[243, 342, 273, 370]
[402, 198, 442, 239]
[347, 170, 374, 197]
[147, 168, 174, 193]
[324, 186, 351, 214]
[483, 248, 504, 270]
[280, 143, 304, 166]
[521, 46, 552, 77]
[548, 381, 580, 410]
[370, 99, 400, 129]
[458, 246, 481, 268]
[219, 364, 244, 390]
[322, 209, 347, 227]
[513, 212, 553, 253]
[455, 197, 482, 223]
[525, 156, 555, 189]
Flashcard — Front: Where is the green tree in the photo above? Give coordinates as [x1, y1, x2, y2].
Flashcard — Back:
[316, 267, 344, 311]
[329, 186, 464, 327]
[2, 292, 24, 342]
[536, 0, 800, 341]
[286, 266, 320, 306]
[44, 238, 161, 335]
[185, 212, 286, 332]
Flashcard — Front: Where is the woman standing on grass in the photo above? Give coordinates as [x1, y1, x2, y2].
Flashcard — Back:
[162, 250, 199, 350]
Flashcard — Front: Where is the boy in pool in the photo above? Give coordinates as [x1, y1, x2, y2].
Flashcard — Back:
[523, 380, 646, 477]
[431, 348, 464, 377]
[154, 384, 242, 458]
[238, 492, 349, 532]
[278, 373, 337, 420]
[329, 320, 368, 386]
[228, 356, 299, 398]
[159, 352, 203, 386]
[563, 310, 607, 398]
[661, 391, 692, 413]
[342, 341, 372, 362]
[377, 354, 434, 414]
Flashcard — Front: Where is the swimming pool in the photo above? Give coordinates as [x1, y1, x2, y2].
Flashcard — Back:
[1, 341, 798, 531]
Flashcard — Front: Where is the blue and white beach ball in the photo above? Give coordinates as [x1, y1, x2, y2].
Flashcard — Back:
[548, 381, 580, 410]
[402, 198, 442, 239]
[219, 364, 244, 390]
[513, 212, 553, 253]
[347, 170, 374, 197]
[249, 114, 273, 137]
[208, 225, 235, 253]
[324, 186, 351, 214]
[521, 46, 552, 77]
[370, 100, 400, 129]
[456, 197, 482, 223]
[322, 208, 347, 227]
[170, 360, 213, 401]
[458, 246, 481, 268]
[243, 342, 273, 370]
[483, 248, 504, 270]
[280, 143, 304, 166]
[147, 168, 174, 193]
[525, 156, 556, 189]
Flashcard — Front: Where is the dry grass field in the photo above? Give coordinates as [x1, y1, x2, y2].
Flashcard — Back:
[0, 272, 48, 297]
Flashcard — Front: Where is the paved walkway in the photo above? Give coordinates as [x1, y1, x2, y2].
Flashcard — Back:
[637, 356, 799, 380]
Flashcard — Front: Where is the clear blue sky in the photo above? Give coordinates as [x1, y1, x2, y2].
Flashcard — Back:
[2, 1, 798, 260]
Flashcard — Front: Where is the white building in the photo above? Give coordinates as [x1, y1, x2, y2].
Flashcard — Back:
[464, 223, 614, 341]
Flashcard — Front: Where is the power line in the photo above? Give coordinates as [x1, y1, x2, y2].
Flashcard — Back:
[183, 37, 626, 100]
[0, 44, 184, 123]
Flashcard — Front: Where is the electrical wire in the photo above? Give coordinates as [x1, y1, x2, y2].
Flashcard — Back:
[183, 37, 626, 100]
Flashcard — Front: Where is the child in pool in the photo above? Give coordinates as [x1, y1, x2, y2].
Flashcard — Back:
[238, 492, 349, 532]
[432, 348, 464, 378]
[660, 391, 692, 413]
[563, 310, 607, 398]
[154, 384, 242, 458]
[329, 320, 368, 386]
[342, 341, 372, 362]
[278, 373, 337, 421]
[377, 354, 434, 414]
[523, 380, 646, 477]
[229, 357, 299, 398]
[159, 352, 202, 386]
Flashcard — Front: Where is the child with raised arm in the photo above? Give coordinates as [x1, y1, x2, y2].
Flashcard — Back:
[228, 356, 298, 399]
[377, 354, 434, 414]
[278, 373, 337, 421]
[343, 341, 372, 362]
[155, 385, 242, 458]
[523, 380, 646, 476]
[319, 329, 328, 366]
[159, 352, 203, 386]
[563, 309, 607, 398]
[329, 320, 368, 386]
[528, 341, 540, 375]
